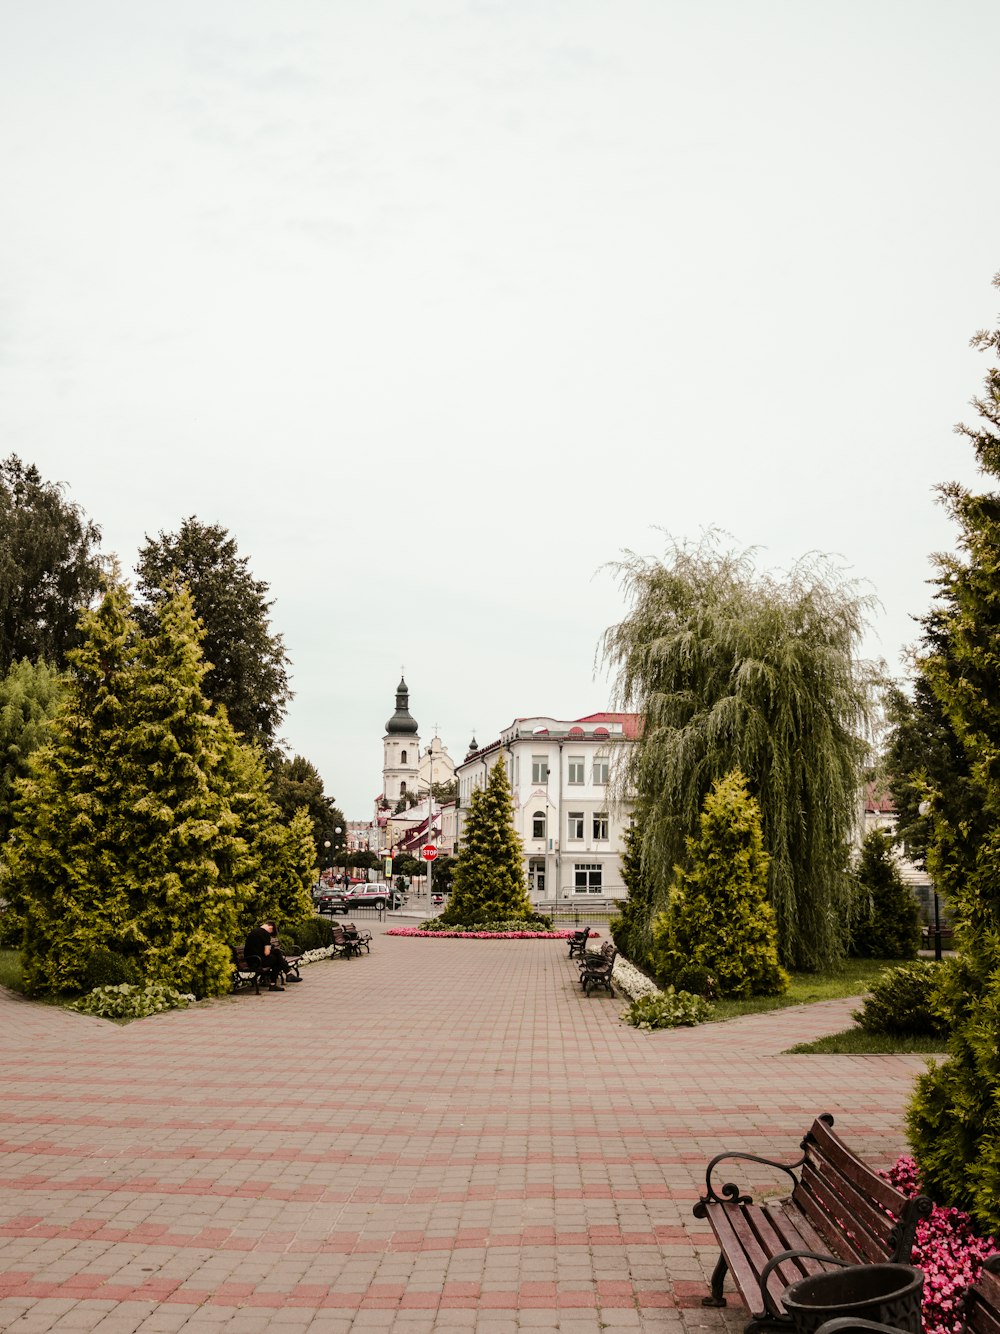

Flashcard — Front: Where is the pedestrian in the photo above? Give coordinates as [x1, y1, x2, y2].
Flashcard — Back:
[243, 920, 288, 992]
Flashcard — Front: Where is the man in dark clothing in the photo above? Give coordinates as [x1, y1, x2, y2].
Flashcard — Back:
[243, 920, 287, 991]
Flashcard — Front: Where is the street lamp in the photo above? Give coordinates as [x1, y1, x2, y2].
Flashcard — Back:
[335, 826, 343, 880]
[323, 840, 331, 886]
[917, 800, 943, 961]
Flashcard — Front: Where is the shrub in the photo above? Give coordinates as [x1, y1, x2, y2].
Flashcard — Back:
[622, 988, 712, 1030]
[652, 771, 789, 999]
[854, 961, 948, 1036]
[81, 947, 141, 991]
[295, 918, 336, 950]
[71, 982, 195, 1021]
[672, 962, 719, 999]
[0, 906, 24, 948]
[850, 828, 921, 959]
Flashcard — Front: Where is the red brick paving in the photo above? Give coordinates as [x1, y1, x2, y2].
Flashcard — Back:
[1, 924, 930, 1331]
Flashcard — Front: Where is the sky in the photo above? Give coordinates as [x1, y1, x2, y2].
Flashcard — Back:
[2, 0, 999, 818]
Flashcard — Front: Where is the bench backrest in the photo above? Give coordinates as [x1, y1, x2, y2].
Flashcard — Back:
[966, 1259, 1000, 1334]
[791, 1115, 931, 1264]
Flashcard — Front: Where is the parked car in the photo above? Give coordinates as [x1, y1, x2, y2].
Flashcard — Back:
[313, 890, 348, 914]
[343, 886, 405, 910]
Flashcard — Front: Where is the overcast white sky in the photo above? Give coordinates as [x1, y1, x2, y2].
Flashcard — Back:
[2, 1, 998, 816]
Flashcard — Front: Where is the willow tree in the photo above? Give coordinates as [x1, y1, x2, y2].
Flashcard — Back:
[603, 535, 876, 971]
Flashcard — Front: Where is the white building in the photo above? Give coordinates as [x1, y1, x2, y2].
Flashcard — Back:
[381, 676, 420, 806]
[454, 712, 640, 904]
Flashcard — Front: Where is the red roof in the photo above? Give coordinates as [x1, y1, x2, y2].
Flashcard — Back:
[575, 712, 643, 739]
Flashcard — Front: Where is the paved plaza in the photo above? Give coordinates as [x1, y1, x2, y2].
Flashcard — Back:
[0, 922, 930, 1333]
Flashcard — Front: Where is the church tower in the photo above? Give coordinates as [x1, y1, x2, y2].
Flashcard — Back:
[382, 676, 420, 805]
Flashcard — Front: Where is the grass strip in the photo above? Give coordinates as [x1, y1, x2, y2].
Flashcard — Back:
[708, 958, 897, 1022]
[786, 1028, 948, 1055]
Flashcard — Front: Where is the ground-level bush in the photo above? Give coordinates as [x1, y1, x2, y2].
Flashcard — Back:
[82, 947, 141, 992]
[71, 983, 196, 1021]
[850, 828, 921, 960]
[854, 960, 947, 1036]
[293, 917, 336, 951]
[622, 988, 712, 1030]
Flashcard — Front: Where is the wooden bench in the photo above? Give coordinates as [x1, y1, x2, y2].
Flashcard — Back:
[231, 945, 303, 995]
[567, 927, 591, 958]
[579, 943, 617, 995]
[814, 1256, 1000, 1334]
[343, 922, 372, 954]
[692, 1114, 933, 1334]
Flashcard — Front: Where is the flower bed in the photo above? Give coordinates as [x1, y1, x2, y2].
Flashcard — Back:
[386, 927, 597, 939]
[886, 1155, 998, 1334]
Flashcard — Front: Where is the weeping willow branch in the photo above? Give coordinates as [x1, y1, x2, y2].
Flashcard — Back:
[602, 532, 878, 970]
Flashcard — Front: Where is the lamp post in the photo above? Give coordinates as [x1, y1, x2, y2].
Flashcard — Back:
[335, 826, 343, 881]
[323, 840, 331, 888]
[917, 800, 942, 961]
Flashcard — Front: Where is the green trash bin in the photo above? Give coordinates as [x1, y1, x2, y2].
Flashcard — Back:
[782, 1263, 924, 1334]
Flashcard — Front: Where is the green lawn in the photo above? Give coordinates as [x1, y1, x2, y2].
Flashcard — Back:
[708, 958, 902, 1023]
[0, 948, 25, 993]
[786, 1029, 948, 1055]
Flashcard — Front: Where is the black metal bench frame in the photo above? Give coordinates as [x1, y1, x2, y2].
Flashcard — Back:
[692, 1113, 933, 1334]
[231, 947, 302, 995]
[567, 927, 591, 958]
[578, 943, 617, 995]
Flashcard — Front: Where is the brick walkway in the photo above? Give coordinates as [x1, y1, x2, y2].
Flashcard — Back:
[0, 925, 930, 1333]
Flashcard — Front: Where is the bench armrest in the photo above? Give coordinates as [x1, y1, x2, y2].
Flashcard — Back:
[758, 1249, 848, 1317]
[692, 1148, 805, 1214]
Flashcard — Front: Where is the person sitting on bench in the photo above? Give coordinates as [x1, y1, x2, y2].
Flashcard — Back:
[243, 920, 288, 991]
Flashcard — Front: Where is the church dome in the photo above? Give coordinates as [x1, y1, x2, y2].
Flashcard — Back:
[385, 676, 419, 735]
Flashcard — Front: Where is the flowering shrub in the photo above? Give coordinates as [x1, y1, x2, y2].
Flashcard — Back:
[612, 956, 661, 1002]
[71, 982, 196, 1021]
[885, 1155, 998, 1334]
[622, 988, 712, 1029]
[388, 926, 590, 939]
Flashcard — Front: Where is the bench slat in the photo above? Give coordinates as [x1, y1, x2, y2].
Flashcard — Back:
[759, 1203, 841, 1271]
[807, 1117, 905, 1215]
[703, 1203, 778, 1316]
[800, 1157, 890, 1259]
[743, 1206, 826, 1305]
[969, 1270, 1000, 1334]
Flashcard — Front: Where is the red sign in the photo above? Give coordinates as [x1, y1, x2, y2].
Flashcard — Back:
[422, 844, 438, 861]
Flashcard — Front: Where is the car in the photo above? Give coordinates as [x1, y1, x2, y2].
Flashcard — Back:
[343, 886, 405, 910]
[313, 891, 348, 914]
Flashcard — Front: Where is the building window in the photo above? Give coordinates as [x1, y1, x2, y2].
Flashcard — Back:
[401, 749, 407, 765]
[568, 811, 584, 840]
[568, 756, 584, 784]
[400, 781, 407, 794]
[574, 863, 602, 893]
[593, 812, 609, 840]
[593, 757, 609, 785]
[531, 755, 548, 783]
[532, 811, 546, 839]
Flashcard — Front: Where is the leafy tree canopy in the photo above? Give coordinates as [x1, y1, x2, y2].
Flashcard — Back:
[603, 533, 876, 971]
[135, 517, 291, 749]
[0, 455, 103, 673]
[270, 754, 345, 863]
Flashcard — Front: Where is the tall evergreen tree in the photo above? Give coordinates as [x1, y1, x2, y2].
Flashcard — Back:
[270, 754, 345, 863]
[135, 517, 291, 748]
[652, 770, 787, 998]
[850, 827, 921, 960]
[602, 536, 875, 970]
[0, 456, 103, 673]
[0, 658, 65, 841]
[2, 577, 311, 998]
[907, 272, 1000, 1231]
[442, 756, 533, 925]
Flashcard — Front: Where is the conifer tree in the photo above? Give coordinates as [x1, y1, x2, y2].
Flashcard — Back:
[850, 828, 920, 959]
[0, 658, 65, 842]
[3, 578, 312, 998]
[652, 770, 788, 998]
[442, 756, 533, 925]
[907, 273, 1000, 1230]
[612, 819, 654, 965]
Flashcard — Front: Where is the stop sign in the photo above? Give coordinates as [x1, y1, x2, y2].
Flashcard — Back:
[422, 844, 438, 861]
